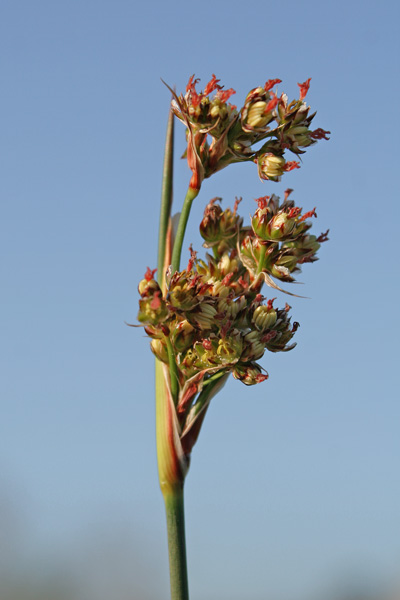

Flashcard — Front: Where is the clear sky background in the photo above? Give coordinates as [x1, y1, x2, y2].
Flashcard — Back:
[1, 1, 399, 599]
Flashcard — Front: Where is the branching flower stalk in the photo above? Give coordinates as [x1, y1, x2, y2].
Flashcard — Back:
[134, 75, 330, 600]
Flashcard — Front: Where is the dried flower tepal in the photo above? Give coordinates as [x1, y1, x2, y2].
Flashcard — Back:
[133, 74, 330, 600]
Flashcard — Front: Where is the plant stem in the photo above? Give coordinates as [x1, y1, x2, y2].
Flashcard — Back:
[163, 487, 190, 600]
[156, 112, 189, 600]
[166, 337, 179, 404]
[158, 109, 175, 293]
[171, 186, 199, 273]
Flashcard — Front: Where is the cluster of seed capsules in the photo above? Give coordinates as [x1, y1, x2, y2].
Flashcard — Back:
[170, 74, 330, 182]
[138, 193, 328, 388]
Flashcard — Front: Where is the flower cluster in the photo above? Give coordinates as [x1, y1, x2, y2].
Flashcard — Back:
[168, 75, 330, 189]
[240, 190, 329, 285]
[137, 195, 327, 438]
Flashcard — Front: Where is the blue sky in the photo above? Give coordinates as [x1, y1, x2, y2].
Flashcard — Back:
[1, 0, 400, 598]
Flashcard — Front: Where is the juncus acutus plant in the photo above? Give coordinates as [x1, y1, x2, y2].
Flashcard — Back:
[132, 75, 330, 600]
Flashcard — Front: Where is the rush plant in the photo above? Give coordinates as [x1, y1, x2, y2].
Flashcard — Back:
[132, 75, 330, 600]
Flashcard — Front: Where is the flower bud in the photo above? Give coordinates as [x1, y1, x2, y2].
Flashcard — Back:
[199, 199, 224, 243]
[277, 94, 312, 127]
[238, 230, 277, 281]
[264, 308, 299, 353]
[199, 198, 243, 248]
[144, 325, 166, 340]
[241, 87, 278, 133]
[270, 264, 293, 281]
[137, 293, 168, 326]
[138, 268, 161, 298]
[241, 330, 265, 361]
[264, 329, 296, 353]
[170, 319, 196, 353]
[284, 234, 320, 261]
[257, 153, 286, 181]
[252, 303, 277, 331]
[232, 362, 269, 386]
[138, 277, 160, 297]
[269, 248, 301, 280]
[284, 125, 314, 152]
[179, 74, 236, 134]
[252, 207, 296, 242]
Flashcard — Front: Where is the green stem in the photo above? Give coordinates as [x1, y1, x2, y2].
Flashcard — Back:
[166, 337, 179, 404]
[156, 111, 189, 600]
[164, 487, 190, 600]
[171, 186, 199, 273]
[158, 109, 175, 292]
[157, 111, 179, 400]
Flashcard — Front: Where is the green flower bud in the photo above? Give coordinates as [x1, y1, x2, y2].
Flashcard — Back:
[241, 330, 265, 361]
[232, 362, 269, 385]
[284, 234, 321, 262]
[251, 195, 313, 243]
[170, 319, 196, 353]
[200, 198, 243, 248]
[230, 137, 253, 158]
[137, 294, 168, 326]
[263, 307, 299, 353]
[252, 207, 296, 242]
[273, 252, 299, 272]
[284, 125, 314, 152]
[264, 329, 297, 353]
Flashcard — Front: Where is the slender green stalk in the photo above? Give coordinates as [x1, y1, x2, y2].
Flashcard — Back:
[166, 337, 179, 404]
[171, 186, 199, 274]
[164, 488, 190, 600]
[156, 110, 190, 600]
[158, 109, 175, 292]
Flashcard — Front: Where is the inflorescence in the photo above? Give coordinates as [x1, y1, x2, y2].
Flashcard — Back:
[136, 74, 329, 446]
[168, 74, 330, 189]
[138, 192, 328, 432]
